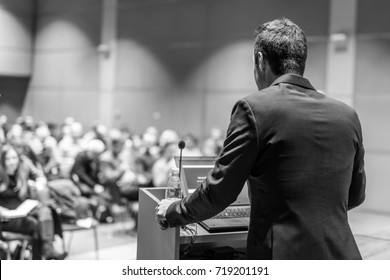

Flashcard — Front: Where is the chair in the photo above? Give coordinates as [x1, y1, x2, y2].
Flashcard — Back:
[109, 197, 138, 236]
[0, 231, 33, 260]
[59, 218, 100, 260]
[47, 183, 100, 259]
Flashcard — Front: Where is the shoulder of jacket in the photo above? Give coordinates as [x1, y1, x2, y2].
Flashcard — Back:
[244, 87, 278, 101]
[240, 89, 277, 112]
[324, 95, 358, 116]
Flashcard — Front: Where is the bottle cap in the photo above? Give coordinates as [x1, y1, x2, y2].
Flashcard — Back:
[171, 167, 180, 175]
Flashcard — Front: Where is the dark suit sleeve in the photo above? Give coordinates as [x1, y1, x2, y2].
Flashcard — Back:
[166, 99, 259, 227]
[348, 115, 366, 210]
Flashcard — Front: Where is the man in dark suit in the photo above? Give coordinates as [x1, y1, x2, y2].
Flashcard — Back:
[156, 18, 366, 259]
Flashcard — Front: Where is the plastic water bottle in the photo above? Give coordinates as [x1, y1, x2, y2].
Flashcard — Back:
[165, 167, 182, 199]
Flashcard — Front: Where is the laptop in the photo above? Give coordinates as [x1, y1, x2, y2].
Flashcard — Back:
[175, 156, 250, 233]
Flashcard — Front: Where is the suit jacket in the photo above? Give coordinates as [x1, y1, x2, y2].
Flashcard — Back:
[166, 74, 366, 259]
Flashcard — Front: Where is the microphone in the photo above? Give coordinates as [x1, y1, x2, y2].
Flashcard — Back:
[178, 140, 186, 180]
[178, 140, 186, 150]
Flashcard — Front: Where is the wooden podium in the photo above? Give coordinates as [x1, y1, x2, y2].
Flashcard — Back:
[136, 188, 248, 260]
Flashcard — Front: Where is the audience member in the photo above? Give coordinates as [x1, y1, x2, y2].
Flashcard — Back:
[7, 132, 46, 181]
[99, 129, 131, 204]
[40, 136, 61, 181]
[70, 139, 112, 223]
[0, 115, 8, 145]
[152, 129, 179, 188]
[100, 129, 153, 202]
[182, 133, 202, 157]
[202, 127, 224, 156]
[0, 145, 65, 259]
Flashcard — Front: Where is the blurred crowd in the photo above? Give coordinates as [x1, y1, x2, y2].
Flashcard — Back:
[0, 114, 224, 259]
[0, 114, 224, 223]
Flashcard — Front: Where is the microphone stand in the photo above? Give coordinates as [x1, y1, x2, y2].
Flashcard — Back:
[179, 148, 183, 180]
[178, 140, 186, 179]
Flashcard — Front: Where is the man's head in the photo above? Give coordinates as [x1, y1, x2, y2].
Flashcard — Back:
[86, 139, 105, 159]
[108, 129, 125, 155]
[253, 18, 307, 90]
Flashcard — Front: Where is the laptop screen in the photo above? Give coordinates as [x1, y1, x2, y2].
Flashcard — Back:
[182, 164, 213, 189]
[174, 156, 250, 205]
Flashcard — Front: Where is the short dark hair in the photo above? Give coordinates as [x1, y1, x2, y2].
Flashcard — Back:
[254, 18, 307, 76]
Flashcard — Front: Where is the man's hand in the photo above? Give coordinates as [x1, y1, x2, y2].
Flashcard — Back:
[155, 198, 179, 230]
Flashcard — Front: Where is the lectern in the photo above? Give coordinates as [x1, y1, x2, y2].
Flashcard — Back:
[137, 188, 248, 260]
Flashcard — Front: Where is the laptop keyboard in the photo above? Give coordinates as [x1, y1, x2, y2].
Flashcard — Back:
[212, 206, 250, 219]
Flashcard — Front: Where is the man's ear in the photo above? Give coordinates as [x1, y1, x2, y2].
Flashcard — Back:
[257, 51, 265, 70]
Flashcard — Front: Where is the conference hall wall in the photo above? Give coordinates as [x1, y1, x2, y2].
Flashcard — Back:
[0, 0, 33, 121]
[22, 0, 101, 125]
[354, 0, 390, 213]
[116, 0, 328, 138]
[23, 0, 327, 136]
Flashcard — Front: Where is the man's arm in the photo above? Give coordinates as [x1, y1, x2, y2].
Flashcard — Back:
[160, 99, 260, 228]
[348, 116, 366, 210]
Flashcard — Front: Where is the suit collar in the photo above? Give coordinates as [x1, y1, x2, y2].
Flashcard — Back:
[271, 74, 315, 90]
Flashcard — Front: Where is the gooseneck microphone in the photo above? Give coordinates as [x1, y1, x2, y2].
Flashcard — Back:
[178, 140, 186, 179]
[178, 140, 186, 149]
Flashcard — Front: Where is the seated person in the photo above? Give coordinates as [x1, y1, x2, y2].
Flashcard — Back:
[100, 130, 153, 203]
[7, 133, 46, 180]
[202, 127, 224, 156]
[181, 133, 202, 157]
[151, 129, 180, 188]
[69, 139, 112, 222]
[35, 124, 62, 181]
[0, 145, 65, 260]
